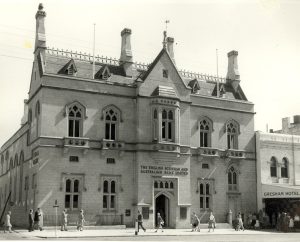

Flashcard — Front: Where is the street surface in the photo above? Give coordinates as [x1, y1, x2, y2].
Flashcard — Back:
[1, 229, 300, 241]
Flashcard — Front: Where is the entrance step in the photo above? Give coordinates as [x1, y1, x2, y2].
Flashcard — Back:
[41, 225, 126, 230]
[199, 223, 232, 229]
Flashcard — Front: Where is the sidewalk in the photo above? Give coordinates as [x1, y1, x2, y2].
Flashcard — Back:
[15, 228, 282, 239]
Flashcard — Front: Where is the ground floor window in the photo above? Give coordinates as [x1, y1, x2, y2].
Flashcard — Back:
[102, 177, 118, 211]
[64, 177, 82, 210]
[199, 179, 213, 210]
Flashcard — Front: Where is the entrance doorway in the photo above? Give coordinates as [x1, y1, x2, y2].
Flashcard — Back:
[155, 194, 169, 227]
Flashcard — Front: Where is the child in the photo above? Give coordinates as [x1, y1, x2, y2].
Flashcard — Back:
[254, 219, 260, 230]
[191, 212, 200, 232]
[155, 212, 164, 232]
[77, 210, 85, 231]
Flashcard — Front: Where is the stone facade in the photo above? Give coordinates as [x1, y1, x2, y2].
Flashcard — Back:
[0, 4, 256, 228]
[256, 119, 300, 224]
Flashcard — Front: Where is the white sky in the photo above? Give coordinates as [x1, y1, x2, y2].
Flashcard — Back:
[0, 0, 300, 146]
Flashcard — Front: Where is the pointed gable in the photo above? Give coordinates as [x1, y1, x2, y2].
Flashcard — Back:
[58, 59, 77, 76]
[138, 48, 190, 101]
[95, 65, 111, 80]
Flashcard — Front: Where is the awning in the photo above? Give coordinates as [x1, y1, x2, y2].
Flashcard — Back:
[262, 184, 300, 198]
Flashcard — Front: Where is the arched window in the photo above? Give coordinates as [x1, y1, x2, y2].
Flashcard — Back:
[170, 182, 174, 189]
[153, 109, 158, 140]
[19, 151, 24, 203]
[270, 157, 277, 177]
[226, 121, 239, 149]
[162, 109, 174, 141]
[228, 166, 238, 191]
[199, 118, 212, 147]
[154, 181, 158, 188]
[68, 104, 83, 137]
[105, 108, 118, 140]
[35, 101, 40, 136]
[281, 158, 288, 178]
[160, 181, 163, 188]
[28, 109, 32, 124]
[65, 178, 80, 209]
[103, 179, 117, 210]
[199, 182, 211, 209]
[165, 182, 169, 188]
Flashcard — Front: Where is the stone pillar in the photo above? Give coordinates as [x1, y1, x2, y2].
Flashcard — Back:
[167, 37, 175, 64]
[120, 28, 134, 77]
[226, 50, 240, 91]
[228, 209, 232, 225]
[34, 3, 46, 52]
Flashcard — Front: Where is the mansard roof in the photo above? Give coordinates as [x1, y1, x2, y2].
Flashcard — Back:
[39, 48, 248, 101]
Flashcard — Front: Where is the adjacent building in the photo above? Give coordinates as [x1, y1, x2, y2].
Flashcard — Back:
[0, 4, 256, 227]
[256, 116, 300, 224]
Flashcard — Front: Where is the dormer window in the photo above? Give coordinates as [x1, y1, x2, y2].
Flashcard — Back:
[163, 69, 168, 78]
[66, 65, 75, 75]
[95, 65, 111, 80]
[59, 59, 77, 76]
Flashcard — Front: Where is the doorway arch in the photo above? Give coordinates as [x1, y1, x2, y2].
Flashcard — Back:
[155, 193, 170, 227]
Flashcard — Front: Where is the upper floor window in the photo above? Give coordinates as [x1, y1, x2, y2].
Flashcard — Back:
[153, 109, 158, 140]
[103, 178, 117, 210]
[270, 157, 277, 177]
[65, 178, 81, 210]
[226, 121, 239, 149]
[35, 101, 40, 136]
[105, 109, 119, 140]
[68, 104, 83, 137]
[163, 69, 168, 78]
[162, 109, 174, 142]
[228, 166, 238, 191]
[28, 109, 32, 124]
[281, 158, 288, 178]
[199, 181, 212, 209]
[199, 118, 212, 147]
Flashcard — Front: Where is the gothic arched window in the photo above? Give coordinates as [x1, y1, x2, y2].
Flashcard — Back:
[105, 109, 118, 140]
[228, 166, 238, 191]
[199, 118, 212, 147]
[68, 104, 83, 137]
[226, 121, 239, 149]
[162, 109, 174, 141]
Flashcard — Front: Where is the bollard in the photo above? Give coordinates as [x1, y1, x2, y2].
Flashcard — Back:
[228, 210, 232, 225]
[135, 219, 138, 235]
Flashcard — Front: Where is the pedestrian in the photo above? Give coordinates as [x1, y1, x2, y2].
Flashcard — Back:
[208, 212, 216, 232]
[271, 213, 276, 228]
[28, 209, 34, 232]
[254, 218, 260, 230]
[137, 210, 146, 232]
[34, 208, 43, 231]
[77, 209, 85, 231]
[4, 211, 12, 233]
[191, 212, 200, 232]
[238, 213, 245, 231]
[61, 209, 68, 231]
[155, 212, 164, 232]
[289, 215, 294, 232]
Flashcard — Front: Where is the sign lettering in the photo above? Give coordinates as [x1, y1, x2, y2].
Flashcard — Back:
[140, 165, 188, 176]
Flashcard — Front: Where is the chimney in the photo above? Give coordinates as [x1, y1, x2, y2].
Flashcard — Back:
[120, 28, 134, 77]
[167, 37, 175, 64]
[226, 50, 240, 91]
[282, 117, 291, 133]
[34, 3, 46, 53]
[21, 99, 28, 126]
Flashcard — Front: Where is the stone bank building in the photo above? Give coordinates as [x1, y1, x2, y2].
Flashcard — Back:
[0, 4, 256, 228]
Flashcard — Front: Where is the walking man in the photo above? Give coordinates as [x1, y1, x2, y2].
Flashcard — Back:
[61, 209, 68, 231]
[28, 209, 34, 232]
[155, 212, 164, 232]
[34, 208, 43, 231]
[77, 209, 85, 231]
[137, 210, 146, 232]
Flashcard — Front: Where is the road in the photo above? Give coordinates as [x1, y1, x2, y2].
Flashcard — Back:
[1, 231, 300, 241]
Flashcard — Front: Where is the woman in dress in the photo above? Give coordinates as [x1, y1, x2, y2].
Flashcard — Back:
[155, 212, 164, 232]
[77, 209, 85, 231]
[4, 211, 12, 233]
[208, 212, 216, 232]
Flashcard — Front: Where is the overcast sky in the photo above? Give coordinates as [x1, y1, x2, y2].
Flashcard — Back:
[0, 0, 300, 146]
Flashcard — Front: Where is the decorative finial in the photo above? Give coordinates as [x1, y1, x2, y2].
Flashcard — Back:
[163, 30, 167, 49]
[38, 3, 44, 10]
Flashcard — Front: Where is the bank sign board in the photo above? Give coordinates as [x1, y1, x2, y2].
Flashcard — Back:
[262, 184, 300, 198]
[140, 165, 189, 176]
